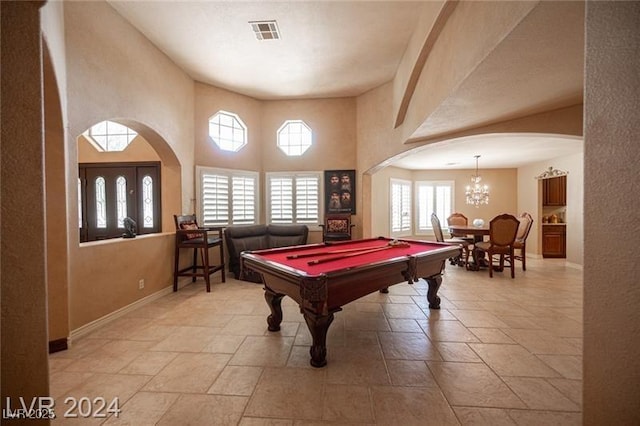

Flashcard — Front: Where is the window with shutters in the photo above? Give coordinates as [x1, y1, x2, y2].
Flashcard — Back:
[390, 179, 412, 237]
[415, 181, 454, 234]
[196, 166, 258, 226]
[266, 172, 321, 227]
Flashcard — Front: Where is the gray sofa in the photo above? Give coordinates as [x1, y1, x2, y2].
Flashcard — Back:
[224, 224, 309, 282]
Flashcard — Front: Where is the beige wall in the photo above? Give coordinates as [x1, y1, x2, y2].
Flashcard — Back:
[261, 98, 358, 242]
[260, 98, 357, 173]
[401, 1, 537, 141]
[195, 84, 357, 242]
[370, 166, 413, 238]
[61, 1, 192, 330]
[72, 235, 175, 330]
[44, 46, 70, 344]
[356, 82, 405, 239]
[584, 1, 640, 423]
[371, 166, 518, 239]
[41, 0, 68, 125]
[392, 0, 447, 126]
[194, 83, 263, 176]
[72, 134, 188, 331]
[357, 82, 405, 175]
[412, 168, 518, 227]
[194, 83, 357, 175]
[78, 135, 161, 163]
[63, 1, 194, 210]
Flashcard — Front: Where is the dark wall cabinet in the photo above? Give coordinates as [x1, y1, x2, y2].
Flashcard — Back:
[542, 225, 566, 258]
[543, 176, 567, 206]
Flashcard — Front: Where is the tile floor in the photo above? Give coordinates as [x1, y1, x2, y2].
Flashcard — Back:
[49, 258, 583, 425]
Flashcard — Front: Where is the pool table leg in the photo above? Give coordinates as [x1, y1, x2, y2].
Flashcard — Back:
[425, 275, 442, 309]
[302, 308, 338, 368]
[264, 288, 284, 331]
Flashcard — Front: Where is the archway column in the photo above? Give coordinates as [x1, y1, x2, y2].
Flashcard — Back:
[1, 0, 50, 415]
[583, 1, 640, 423]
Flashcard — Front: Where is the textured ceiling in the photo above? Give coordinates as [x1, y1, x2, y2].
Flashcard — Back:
[107, 1, 585, 169]
[108, 1, 427, 100]
[410, 1, 585, 141]
[390, 134, 583, 170]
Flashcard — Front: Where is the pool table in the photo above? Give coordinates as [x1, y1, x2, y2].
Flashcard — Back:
[240, 237, 461, 367]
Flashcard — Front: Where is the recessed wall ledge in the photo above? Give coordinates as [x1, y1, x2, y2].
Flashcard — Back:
[79, 232, 173, 248]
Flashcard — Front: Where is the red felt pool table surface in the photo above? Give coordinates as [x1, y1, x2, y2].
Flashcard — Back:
[246, 237, 452, 275]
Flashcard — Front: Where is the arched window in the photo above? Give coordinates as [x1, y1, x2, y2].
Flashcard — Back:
[85, 120, 137, 152]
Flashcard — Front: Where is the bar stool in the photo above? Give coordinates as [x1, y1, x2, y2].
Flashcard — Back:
[173, 214, 225, 292]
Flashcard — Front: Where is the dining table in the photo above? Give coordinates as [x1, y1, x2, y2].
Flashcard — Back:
[447, 224, 490, 270]
[447, 224, 489, 243]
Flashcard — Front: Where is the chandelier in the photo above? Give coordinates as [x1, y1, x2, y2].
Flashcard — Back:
[465, 155, 489, 207]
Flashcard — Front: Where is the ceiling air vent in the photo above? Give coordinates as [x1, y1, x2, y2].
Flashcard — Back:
[249, 20, 280, 40]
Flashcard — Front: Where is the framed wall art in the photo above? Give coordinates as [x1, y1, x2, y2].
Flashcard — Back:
[324, 170, 355, 214]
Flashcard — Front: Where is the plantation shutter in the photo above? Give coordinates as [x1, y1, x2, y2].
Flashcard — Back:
[231, 176, 256, 224]
[391, 179, 411, 235]
[270, 177, 294, 223]
[267, 172, 321, 225]
[295, 175, 319, 224]
[416, 181, 453, 232]
[199, 169, 258, 226]
[416, 183, 434, 232]
[201, 173, 229, 226]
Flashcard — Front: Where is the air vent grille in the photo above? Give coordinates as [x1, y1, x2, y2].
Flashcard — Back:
[249, 20, 280, 40]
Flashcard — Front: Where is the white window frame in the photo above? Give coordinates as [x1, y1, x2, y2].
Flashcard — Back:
[266, 171, 323, 229]
[84, 120, 137, 152]
[277, 120, 313, 156]
[196, 166, 259, 226]
[390, 178, 412, 237]
[415, 180, 455, 235]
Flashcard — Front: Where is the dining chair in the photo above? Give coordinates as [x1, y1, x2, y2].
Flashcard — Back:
[431, 213, 473, 268]
[513, 212, 534, 271]
[173, 214, 225, 292]
[446, 212, 474, 242]
[474, 213, 520, 278]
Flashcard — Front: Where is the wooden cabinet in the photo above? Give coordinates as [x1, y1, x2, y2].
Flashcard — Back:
[542, 225, 566, 258]
[543, 176, 567, 206]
